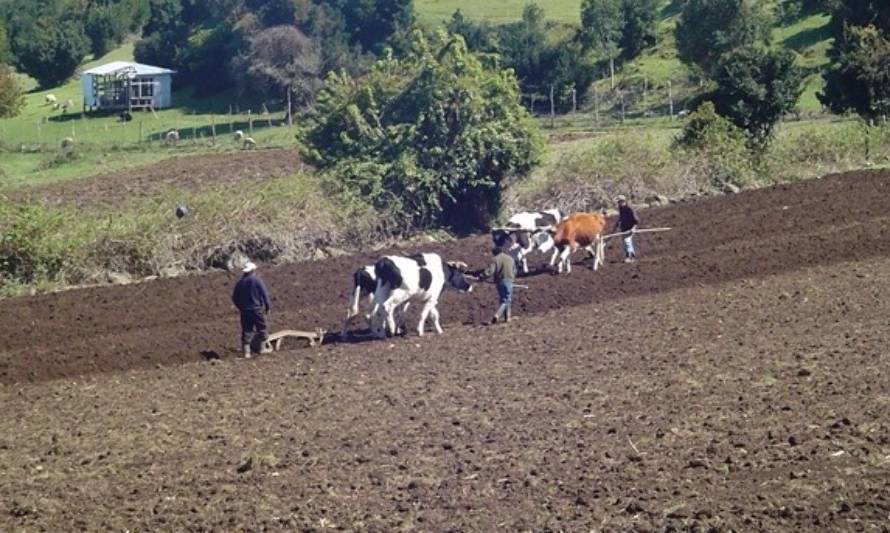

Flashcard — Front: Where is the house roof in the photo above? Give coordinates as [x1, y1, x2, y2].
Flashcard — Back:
[82, 61, 175, 77]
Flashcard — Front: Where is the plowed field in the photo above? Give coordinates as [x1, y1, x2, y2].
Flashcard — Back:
[2, 170, 890, 530]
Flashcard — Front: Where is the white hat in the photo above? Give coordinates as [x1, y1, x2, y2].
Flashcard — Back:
[242, 261, 257, 273]
[616, 195, 627, 202]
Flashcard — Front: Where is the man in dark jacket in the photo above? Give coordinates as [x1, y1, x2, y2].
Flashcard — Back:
[232, 261, 271, 358]
[613, 195, 640, 263]
[480, 246, 517, 324]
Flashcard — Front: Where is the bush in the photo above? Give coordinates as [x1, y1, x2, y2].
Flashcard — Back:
[0, 64, 24, 118]
[0, 205, 80, 285]
[675, 102, 754, 187]
[302, 30, 543, 233]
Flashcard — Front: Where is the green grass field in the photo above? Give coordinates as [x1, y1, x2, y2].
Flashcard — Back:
[416, 0, 581, 24]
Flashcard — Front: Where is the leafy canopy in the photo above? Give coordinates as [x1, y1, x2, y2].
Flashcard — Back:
[711, 46, 804, 147]
[302, 30, 543, 232]
[820, 1, 890, 120]
[675, 0, 772, 76]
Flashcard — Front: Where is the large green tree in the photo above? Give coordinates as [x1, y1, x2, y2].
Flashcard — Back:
[302, 30, 543, 232]
[12, 17, 88, 88]
[619, 0, 659, 60]
[819, 1, 890, 120]
[675, 0, 772, 77]
[580, 0, 624, 87]
[233, 25, 323, 111]
[0, 22, 8, 63]
[85, 4, 129, 58]
[317, 0, 414, 53]
[711, 46, 804, 146]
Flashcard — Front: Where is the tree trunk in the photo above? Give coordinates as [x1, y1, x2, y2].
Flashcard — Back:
[610, 57, 615, 90]
[287, 87, 293, 127]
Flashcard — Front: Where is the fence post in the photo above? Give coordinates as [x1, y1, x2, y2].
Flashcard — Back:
[668, 81, 674, 119]
[593, 87, 598, 126]
[211, 114, 216, 142]
[287, 89, 293, 127]
[139, 121, 144, 143]
[549, 84, 555, 129]
[248, 109, 253, 135]
[620, 91, 626, 124]
[572, 88, 577, 114]
[36, 121, 42, 145]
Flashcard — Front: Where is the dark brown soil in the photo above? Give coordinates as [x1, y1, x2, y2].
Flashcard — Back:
[10, 148, 307, 207]
[2, 169, 890, 530]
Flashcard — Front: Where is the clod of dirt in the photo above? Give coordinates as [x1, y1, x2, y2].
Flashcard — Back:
[788, 436, 798, 446]
[624, 501, 645, 514]
[797, 368, 812, 377]
[236, 457, 253, 473]
[837, 501, 851, 514]
[687, 459, 707, 468]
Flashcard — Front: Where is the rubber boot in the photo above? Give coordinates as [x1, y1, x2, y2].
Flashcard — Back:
[492, 304, 508, 324]
[242, 344, 252, 359]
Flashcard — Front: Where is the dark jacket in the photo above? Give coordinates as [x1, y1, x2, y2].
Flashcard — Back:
[617, 205, 639, 232]
[232, 273, 271, 312]
[483, 252, 516, 284]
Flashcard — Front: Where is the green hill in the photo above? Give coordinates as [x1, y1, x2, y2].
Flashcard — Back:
[416, 0, 834, 113]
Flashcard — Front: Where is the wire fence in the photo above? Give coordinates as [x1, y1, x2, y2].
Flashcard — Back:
[0, 104, 299, 152]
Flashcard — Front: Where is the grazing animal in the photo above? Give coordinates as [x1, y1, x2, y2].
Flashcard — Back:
[233, 130, 245, 141]
[492, 209, 563, 273]
[341, 265, 408, 337]
[119, 111, 133, 122]
[371, 253, 473, 339]
[45, 94, 57, 105]
[60, 137, 75, 149]
[60, 99, 74, 113]
[242, 137, 256, 150]
[165, 130, 180, 144]
[550, 212, 607, 274]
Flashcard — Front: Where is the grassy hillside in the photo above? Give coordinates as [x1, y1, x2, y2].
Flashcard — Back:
[416, 0, 834, 114]
[416, 0, 581, 24]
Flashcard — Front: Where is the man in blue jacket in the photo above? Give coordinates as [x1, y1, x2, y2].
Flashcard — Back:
[232, 261, 271, 358]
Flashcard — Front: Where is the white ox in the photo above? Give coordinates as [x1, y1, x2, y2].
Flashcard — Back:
[371, 253, 473, 339]
[492, 209, 564, 273]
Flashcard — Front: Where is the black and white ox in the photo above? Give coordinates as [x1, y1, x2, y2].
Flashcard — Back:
[491, 209, 564, 273]
[341, 265, 379, 337]
[371, 253, 473, 339]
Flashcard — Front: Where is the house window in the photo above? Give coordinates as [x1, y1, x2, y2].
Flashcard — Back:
[141, 77, 154, 97]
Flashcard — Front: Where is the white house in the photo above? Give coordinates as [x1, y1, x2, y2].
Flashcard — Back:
[81, 61, 175, 112]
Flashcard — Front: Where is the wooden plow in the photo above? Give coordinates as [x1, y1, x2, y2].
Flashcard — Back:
[262, 328, 327, 352]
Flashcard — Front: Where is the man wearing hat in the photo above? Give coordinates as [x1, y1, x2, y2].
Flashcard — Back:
[613, 195, 640, 263]
[231, 261, 271, 358]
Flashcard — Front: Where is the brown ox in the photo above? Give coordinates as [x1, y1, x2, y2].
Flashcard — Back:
[549, 212, 606, 274]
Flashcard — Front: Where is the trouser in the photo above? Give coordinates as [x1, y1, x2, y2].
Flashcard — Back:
[495, 280, 513, 320]
[240, 308, 268, 346]
[622, 234, 636, 257]
[497, 280, 513, 305]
